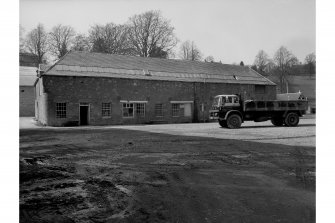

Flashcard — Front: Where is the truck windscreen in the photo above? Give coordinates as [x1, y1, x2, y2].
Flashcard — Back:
[212, 97, 221, 107]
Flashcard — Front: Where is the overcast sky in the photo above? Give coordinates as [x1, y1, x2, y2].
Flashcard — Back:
[20, 0, 315, 64]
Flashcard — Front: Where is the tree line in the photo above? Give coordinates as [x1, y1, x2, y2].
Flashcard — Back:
[20, 10, 215, 64]
[20, 9, 315, 94]
[252, 47, 315, 92]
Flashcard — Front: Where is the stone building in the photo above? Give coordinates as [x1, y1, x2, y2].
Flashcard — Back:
[35, 51, 276, 126]
[19, 53, 40, 117]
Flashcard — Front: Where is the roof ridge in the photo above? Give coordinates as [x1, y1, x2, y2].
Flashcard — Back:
[57, 63, 258, 77]
[71, 50, 241, 67]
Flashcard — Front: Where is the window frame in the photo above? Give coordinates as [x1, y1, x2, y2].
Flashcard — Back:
[155, 103, 163, 117]
[122, 103, 134, 118]
[102, 102, 112, 118]
[136, 103, 146, 117]
[56, 102, 67, 119]
[172, 103, 181, 117]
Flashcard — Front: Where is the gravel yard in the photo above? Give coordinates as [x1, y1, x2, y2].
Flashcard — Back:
[20, 117, 315, 222]
[108, 118, 315, 147]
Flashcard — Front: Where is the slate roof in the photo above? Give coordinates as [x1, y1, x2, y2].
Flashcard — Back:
[45, 51, 276, 85]
[20, 66, 38, 86]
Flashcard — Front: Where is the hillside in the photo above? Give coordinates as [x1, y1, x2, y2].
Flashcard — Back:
[267, 74, 316, 112]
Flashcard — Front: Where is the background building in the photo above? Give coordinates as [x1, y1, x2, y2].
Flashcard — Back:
[19, 52, 39, 117]
[35, 51, 276, 126]
[19, 53, 39, 67]
[20, 66, 38, 117]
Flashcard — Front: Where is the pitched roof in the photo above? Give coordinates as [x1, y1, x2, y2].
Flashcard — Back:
[45, 51, 276, 85]
[20, 66, 37, 86]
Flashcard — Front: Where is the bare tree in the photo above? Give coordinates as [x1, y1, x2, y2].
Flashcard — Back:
[253, 50, 269, 75]
[304, 52, 316, 78]
[72, 34, 91, 51]
[127, 10, 177, 58]
[48, 24, 76, 59]
[240, 61, 244, 66]
[20, 25, 26, 53]
[273, 46, 299, 93]
[179, 40, 202, 61]
[89, 23, 132, 55]
[204, 55, 215, 62]
[25, 23, 48, 64]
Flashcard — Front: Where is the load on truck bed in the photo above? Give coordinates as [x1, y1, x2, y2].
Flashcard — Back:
[209, 92, 308, 129]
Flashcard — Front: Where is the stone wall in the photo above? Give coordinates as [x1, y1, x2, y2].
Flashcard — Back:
[36, 75, 276, 126]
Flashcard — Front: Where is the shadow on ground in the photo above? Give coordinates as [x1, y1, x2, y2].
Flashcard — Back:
[20, 128, 315, 223]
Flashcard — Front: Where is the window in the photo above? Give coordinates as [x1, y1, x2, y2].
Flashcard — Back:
[123, 103, 134, 117]
[155, 104, 163, 117]
[102, 103, 111, 117]
[136, 103, 145, 117]
[255, 85, 266, 94]
[56, 103, 66, 118]
[172, 103, 181, 117]
[227, 96, 233, 103]
[222, 97, 226, 104]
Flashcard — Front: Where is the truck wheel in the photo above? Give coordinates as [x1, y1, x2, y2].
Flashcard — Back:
[271, 118, 283, 126]
[284, 112, 299, 127]
[226, 114, 242, 129]
[219, 120, 227, 128]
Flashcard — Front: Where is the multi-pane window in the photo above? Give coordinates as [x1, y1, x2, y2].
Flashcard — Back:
[56, 103, 66, 118]
[123, 103, 134, 117]
[155, 104, 163, 117]
[172, 103, 180, 117]
[136, 103, 145, 117]
[102, 103, 111, 117]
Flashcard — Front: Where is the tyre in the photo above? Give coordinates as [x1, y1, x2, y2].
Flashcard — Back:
[271, 117, 284, 126]
[219, 120, 227, 128]
[284, 112, 299, 127]
[226, 114, 242, 129]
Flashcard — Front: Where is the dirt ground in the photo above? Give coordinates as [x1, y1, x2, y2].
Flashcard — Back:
[20, 121, 315, 223]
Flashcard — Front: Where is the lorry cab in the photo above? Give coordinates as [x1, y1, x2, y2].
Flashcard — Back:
[212, 95, 240, 108]
[209, 95, 241, 120]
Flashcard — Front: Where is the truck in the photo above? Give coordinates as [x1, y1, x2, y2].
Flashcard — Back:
[209, 92, 308, 129]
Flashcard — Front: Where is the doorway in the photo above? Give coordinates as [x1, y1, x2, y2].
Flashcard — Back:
[79, 103, 89, 125]
[184, 103, 192, 117]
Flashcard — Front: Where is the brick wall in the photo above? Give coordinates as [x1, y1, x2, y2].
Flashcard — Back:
[20, 86, 35, 117]
[37, 75, 276, 126]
